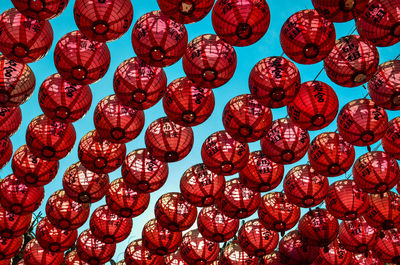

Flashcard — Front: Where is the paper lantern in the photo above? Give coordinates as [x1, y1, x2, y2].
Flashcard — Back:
[23, 239, 64, 265]
[36, 217, 77, 252]
[382, 117, 400, 160]
[124, 239, 164, 265]
[220, 241, 258, 265]
[0, 235, 23, 260]
[0, 106, 21, 138]
[278, 230, 319, 265]
[312, 239, 352, 265]
[374, 228, 400, 264]
[312, 0, 369, 22]
[76, 229, 116, 265]
[0, 204, 31, 239]
[157, 0, 214, 24]
[11, 0, 68, 20]
[365, 191, 400, 230]
[0, 138, 12, 170]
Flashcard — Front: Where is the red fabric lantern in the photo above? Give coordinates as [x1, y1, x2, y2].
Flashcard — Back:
[260, 251, 286, 265]
[180, 163, 225, 207]
[0, 138, 12, 170]
[39, 73, 92, 123]
[163, 77, 215, 127]
[157, 0, 214, 24]
[312, 0, 369, 22]
[124, 239, 164, 265]
[113, 57, 167, 110]
[36, 217, 77, 252]
[0, 8, 53, 64]
[217, 178, 261, 219]
[0, 204, 31, 239]
[283, 164, 329, 208]
[258, 192, 301, 233]
[287, 81, 339, 130]
[383, 117, 400, 160]
[212, 0, 270, 47]
[76, 229, 116, 265]
[12, 145, 59, 187]
[65, 250, 90, 265]
[180, 229, 219, 265]
[63, 162, 109, 204]
[0, 174, 44, 215]
[74, 0, 133, 42]
[356, 0, 400, 47]
[365, 191, 400, 230]
[249, 56, 300, 109]
[324, 35, 379, 87]
[278, 230, 319, 265]
[165, 250, 188, 265]
[11, 0, 68, 20]
[308, 132, 355, 177]
[312, 239, 352, 265]
[260, 118, 310, 164]
[350, 251, 383, 265]
[338, 217, 378, 253]
[26, 114, 76, 161]
[197, 205, 239, 242]
[23, 239, 64, 265]
[132, 11, 188, 67]
[54, 31, 111, 85]
[201, 130, 249, 175]
[374, 229, 400, 264]
[46, 190, 90, 230]
[78, 130, 126, 174]
[0, 235, 23, 260]
[154, 192, 197, 232]
[337, 99, 388, 146]
[142, 218, 182, 255]
[325, 180, 369, 221]
[0, 106, 21, 138]
[106, 178, 150, 218]
[220, 241, 258, 265]
[182, 34, 237, 88]
[145, 117, 194, 163]
[122, 149, 168, 193]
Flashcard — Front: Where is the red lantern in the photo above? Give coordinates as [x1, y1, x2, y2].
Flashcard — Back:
[182, 34, 237, 88]
[106, 178, 150, 218]
[142, 218, 182, 255]
[325, 180, 369, 221]
[132, 11, 188, 67]
[76, 229, 116, 265]
[260, 251, 286, 265]
[78, 130, 126, 174]
[337, 99, 388, 146]
[324, 35, 379, 87]
[217, 178, 261, 219]
[283, 164, 329, 208]
[383, 117, 400, 160]
[26, 114, 76, 161]
[0, 174, 44, 215]
[220, 241, 258, 265]
[350, 251, 384, 265]
[239, 151, 284, 193]
[54, 31, 111, 85]
[0, 106, 21, 138]
[0, 137, 12, 170]
[157, 0, 214, 24]
[197, 205, 239, 242]
[0, 204, 31, 239]
[165, 250, 188, 265]
[0, 8, 53, 63]
[180, 229, 219, 265]
[278, 230, 319, 265]
[287, 81, 338, 130]
[39, 73, 92, 123]
[154, 192, 197, 232]
[212, 0, 270, 47]
[63, 162, 109, 204]
[23, 239, 64, 265]
[122, 149, 168, 193]
[113, 57, 167, 110]
[365, 191, 400, 230]
[201, 130, 249, 175]
[11, 0, 68, 20]
[163, 77, 215, 127]
[46, 190, 90, 230]
[356, 0, 400, 47]
[74, 0, 133, 42]
[90, 205, 132, 244]
[338, 217, 378, 253]
[145, 117, 194, 163]
[308, 132, 355, 177]
[312, 239, 352, 265]
[0, 235, 23, 260]
[260, 118, 310, 164]
[65, 250, 90, 265]
[249, 56, 300, 109]
[12, 145, 59, 187]
[180, 163, 225, 207]
[258, 192, 301, 233]
[36, 217, 77, 252]
[374, 229, 400, 264]
[124, 239, 164, 265]
[312, 0, 369, 22]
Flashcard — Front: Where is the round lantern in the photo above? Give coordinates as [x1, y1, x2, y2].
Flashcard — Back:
[182, 34, 237, 88]
[278, 230, 319, 265]
[365, 191, 400, 230]
[312, 0, 369, 22]
[350, 251, 384, 265]
[382, 117, 400, 160]
[163, 77, 215, 127]
[0, 204, 31, 239]
[338, 217, 378, 253]
[131, 11, 188, 67]
[26, 114, 76, 161]
[157, 0, 214, 24]
[113, 57, 167, 110]
[280, 9, 336, 64]
[212, 0, 270, 47]
[46, 190, 90, 230]
[325, 179, 369, 220]
[283, 164, 329, 208]
[0, 106, 21, 138]
[260, 118, 310, 164]
[54, 30, 111, 85]
[222, 94, 273, 142]
[124, 239, 164, 265]
[201, 130, 249, 175]
[165, 250, 188, 265]
[0, 235, 22, 259]
[374, 229, 400, 264]
[220, 241, 258, 265]
[78, 130, 126, 174]
[38, 73, 92, 123]
[249, 56, 300, 108]
[76, 229, 116, 265]
[23, 239, 64, 265]
[0, 8, 53, 63]
[260, 251, 285, 265]
[308, 132, 355, 177]
[312, 239, 352, 265]
[324, 35, 379, 87]
[337, 99, 388, 146]
[36, 217, 77, 252]
[154, 192, 197, 232]
[0, 138, 12, 170]
[180, 163, 225, 207]
[65, 250, 89, 265]
[11, 0, 68, 20]
[145, 117, 194, 163]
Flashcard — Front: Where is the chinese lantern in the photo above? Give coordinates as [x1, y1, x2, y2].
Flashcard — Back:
[165, 250, 188, 265]
[23, 239, 64, 265]
[220, 241, 258, 265]
[382, 117, 400, 160]
[0, 204, 31, 239]
[157, 0, 214, 24]
[312, 239, 352, 265]
[0, 106, 21, 138]
[0, 235, 22, 259]
[312, 0, 369, 22]
[76, 229, 116, 265]
[364, 191, 400, 230]
[260, 251, 286, 265]
[0, 138, 12, 170]
[36, 217, 77, 252]
[374, 228, 400, 264]
[65, 250, 90, 265]
[350, 251, 384, 265]
[11, 0, 68, 20]
[278, 230, 319, 265]
[338, 217, 378, 253]
[124, 239, 164, 265]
